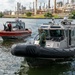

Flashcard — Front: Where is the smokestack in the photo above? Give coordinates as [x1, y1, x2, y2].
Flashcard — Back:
[48, 0, 50, 8]
[54, 0, 56, 13]
[39, 2, 41, 10]
[69, 0, 70, 3]
[42, 3, 45, 10]
[35, 0, 37, 15]
[33, 2, 34, 12]
[44, 3, 45, 10]
[67, 0, 69, 3]
[63, 0, 64, 5]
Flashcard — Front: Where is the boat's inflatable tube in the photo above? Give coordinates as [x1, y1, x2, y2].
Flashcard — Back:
[11, 45, 75, 58]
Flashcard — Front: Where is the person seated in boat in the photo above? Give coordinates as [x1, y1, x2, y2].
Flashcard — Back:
[39, 29, 46, 47]
[7, 23, 12, 31]
[3, 24, 7, 31]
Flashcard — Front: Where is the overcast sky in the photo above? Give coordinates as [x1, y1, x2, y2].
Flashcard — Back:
[0, 0, 68, 11]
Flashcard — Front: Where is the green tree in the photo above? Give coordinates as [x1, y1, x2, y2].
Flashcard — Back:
[69, 11, 75, 19]
[26, 12, 32, 17]
[44, 12, 53, 18]
[0, 12, 3, 17]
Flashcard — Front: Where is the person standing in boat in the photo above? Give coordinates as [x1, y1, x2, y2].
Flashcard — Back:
[8, 23, 12, 31]
[3, 24, 7, 31]
[39, 29, 46, 47]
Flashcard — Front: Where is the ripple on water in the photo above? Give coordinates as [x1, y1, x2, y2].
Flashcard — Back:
[0, 47, 24, 75]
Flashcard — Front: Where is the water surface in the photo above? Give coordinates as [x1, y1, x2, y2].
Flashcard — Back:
[0, 18, 75, 75]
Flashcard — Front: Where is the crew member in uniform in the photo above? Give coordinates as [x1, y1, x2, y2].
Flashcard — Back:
[39, 29, 46, 47]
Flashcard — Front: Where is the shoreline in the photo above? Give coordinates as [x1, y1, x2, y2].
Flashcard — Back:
[2, 14, 64, 19]
[2, 17, 63, 19]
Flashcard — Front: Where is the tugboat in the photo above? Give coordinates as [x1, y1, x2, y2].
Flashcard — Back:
[0, 19, 32, 40]
[11, 18, 75, 66]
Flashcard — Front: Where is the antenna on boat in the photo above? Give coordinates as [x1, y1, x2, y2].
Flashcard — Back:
[52, 17, 55, 25]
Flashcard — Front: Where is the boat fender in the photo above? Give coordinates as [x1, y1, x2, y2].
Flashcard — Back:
[11, 45, 38, 57]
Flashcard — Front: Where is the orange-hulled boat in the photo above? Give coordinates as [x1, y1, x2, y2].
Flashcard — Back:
[0, 20, 32, 40]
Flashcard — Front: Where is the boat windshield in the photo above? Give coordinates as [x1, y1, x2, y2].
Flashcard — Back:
[49, 30, 64, 41]
[50, 30, 64, 37]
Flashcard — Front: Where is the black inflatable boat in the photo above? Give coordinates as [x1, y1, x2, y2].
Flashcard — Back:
[11, 44, 75, 58]
[11, 44, 75, 66]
